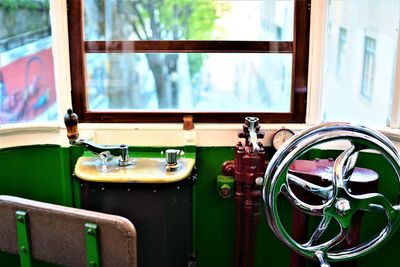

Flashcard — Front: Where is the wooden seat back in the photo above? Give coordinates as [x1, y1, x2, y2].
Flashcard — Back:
[0, 195, 137, 267]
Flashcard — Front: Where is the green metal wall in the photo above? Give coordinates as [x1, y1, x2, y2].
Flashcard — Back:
[0, 145, 399, 266]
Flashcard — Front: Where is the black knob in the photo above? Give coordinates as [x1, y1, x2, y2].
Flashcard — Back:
[64, 109, 79, 142]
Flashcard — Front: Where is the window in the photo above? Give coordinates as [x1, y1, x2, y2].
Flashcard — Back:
[322, 0, 399, 127]
[67, 0, 310, 123]
[336, 27, 347, 76]
[361, 36, 376, 100]
[0, 0, 57, 124]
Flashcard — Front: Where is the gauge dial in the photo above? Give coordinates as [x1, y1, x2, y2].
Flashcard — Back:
[272, 128, 295, 150]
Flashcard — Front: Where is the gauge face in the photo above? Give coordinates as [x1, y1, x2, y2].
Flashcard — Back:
[272, 128, 295, 150]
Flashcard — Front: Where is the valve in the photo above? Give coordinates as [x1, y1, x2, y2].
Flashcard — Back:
[262, 122, 400, 266]
[165, 149, 181, 171]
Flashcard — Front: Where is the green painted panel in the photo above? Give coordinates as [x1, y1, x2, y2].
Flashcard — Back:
[194, 147, 236, 267]
[0, 252, 58, 267]
[1, 145, 400, 267]
[0, 145, 73, 206]
[194, 147, 292, 267]
[0, 145, 75, 267]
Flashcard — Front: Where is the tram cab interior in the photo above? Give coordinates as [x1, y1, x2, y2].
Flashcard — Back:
[2, 1, 400, 267]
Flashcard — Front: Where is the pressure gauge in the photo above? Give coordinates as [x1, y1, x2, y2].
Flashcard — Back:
[271, 128, 295, 150]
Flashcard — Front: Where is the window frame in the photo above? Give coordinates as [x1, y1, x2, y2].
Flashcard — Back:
[336, 27, 347, 76]
[360, 36, 376, 101]
[67, 0, 311, 123]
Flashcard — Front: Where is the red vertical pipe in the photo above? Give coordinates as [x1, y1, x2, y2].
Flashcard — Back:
[233, 121, 265, 267]
[242, 173, 254, 267]
[249, 189, 262, 267]
[234, 143, 245, 267]
[234, 181, 244, 267]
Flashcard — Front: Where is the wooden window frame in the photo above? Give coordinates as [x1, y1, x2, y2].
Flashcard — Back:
[67, 0, 311, 123]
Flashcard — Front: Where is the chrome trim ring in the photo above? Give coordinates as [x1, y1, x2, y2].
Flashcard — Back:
[263, 123, 400, 264]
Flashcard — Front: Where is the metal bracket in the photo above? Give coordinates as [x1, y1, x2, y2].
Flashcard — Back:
[85, 223, 100, 267]
[15, 210, 32, 267]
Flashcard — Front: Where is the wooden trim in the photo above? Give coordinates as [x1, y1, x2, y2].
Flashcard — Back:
[78, 111, 297, 124]
[67, 0, 87, 117]
[291, 0, 311, 123]
[85, 40, 293, 53]
[67, 0, 310, 123]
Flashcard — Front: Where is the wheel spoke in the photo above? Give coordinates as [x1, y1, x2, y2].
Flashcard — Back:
[287, 173, 332, 199]
[333, 145, 360, 190]
[307, 223, 350, 252]
[353, 193, 400, 222]
[343, 145, 360, 182]
[280, 184, 324, 215]
[304, 216, 331, 246]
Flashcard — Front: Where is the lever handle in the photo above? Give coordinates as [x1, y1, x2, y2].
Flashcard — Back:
[64, 108, 79, 143]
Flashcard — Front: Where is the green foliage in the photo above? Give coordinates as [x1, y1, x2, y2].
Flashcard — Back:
[0, 0, 49, 11]
[126, 0, 217, 40]
[157, 0, 217, 40]
[188, 53, 205, 82]
[124, 0, 219, 77]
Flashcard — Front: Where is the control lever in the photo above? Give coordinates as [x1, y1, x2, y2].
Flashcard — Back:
[64, 109, 130, 167]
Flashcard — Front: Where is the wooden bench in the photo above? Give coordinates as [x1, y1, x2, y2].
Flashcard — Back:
[0, 195, 137, 267]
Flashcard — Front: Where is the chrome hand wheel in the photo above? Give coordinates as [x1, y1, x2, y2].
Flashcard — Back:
[263, 123, 400, 267]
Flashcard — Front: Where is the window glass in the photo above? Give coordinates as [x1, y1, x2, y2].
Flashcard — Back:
[336, 27, 347, 77]
[86, 53, 292, 112]
[0, 0, 57, 124]
[360, 36, 376, 100]
[322, 0, 400, 127]
[84, 0, 294, 41]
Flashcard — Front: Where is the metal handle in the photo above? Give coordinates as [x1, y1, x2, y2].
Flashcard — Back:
[245, 117, 259, 131]
[64, 109, 130, 167]
[262, 122, 400, 266]
[166, 149, 180, 165]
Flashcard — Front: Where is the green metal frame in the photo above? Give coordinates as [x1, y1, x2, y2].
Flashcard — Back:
[85, 223, 100, 267]
[15, 211, 32, 267]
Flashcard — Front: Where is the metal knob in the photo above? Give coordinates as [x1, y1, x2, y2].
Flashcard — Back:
[165, 149, 180, 166]
[245, 117, 259, 131]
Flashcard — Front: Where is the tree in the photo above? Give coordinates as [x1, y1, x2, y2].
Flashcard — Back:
[104, 0, 218, 109]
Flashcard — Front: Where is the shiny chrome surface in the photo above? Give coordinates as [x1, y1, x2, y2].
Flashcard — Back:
[262, 122, 400, 265]
[72, 139, 130, 167]
[165, 149, 180, 164]
[246, 117, 261, 152]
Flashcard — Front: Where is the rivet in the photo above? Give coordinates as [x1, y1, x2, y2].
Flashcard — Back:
[16, 216, 24, 222]
[20, 246, 27, 253]
[87, 228, 94, 235]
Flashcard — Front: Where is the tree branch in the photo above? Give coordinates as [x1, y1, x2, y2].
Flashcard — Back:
[146, 0, 160, 39]
[122, 8, 143, 40]
[131, 2, 150, 39]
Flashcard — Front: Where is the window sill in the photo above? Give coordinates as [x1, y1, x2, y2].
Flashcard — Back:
[2, 122, 400, 150]
[0, 122, 61, 135]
